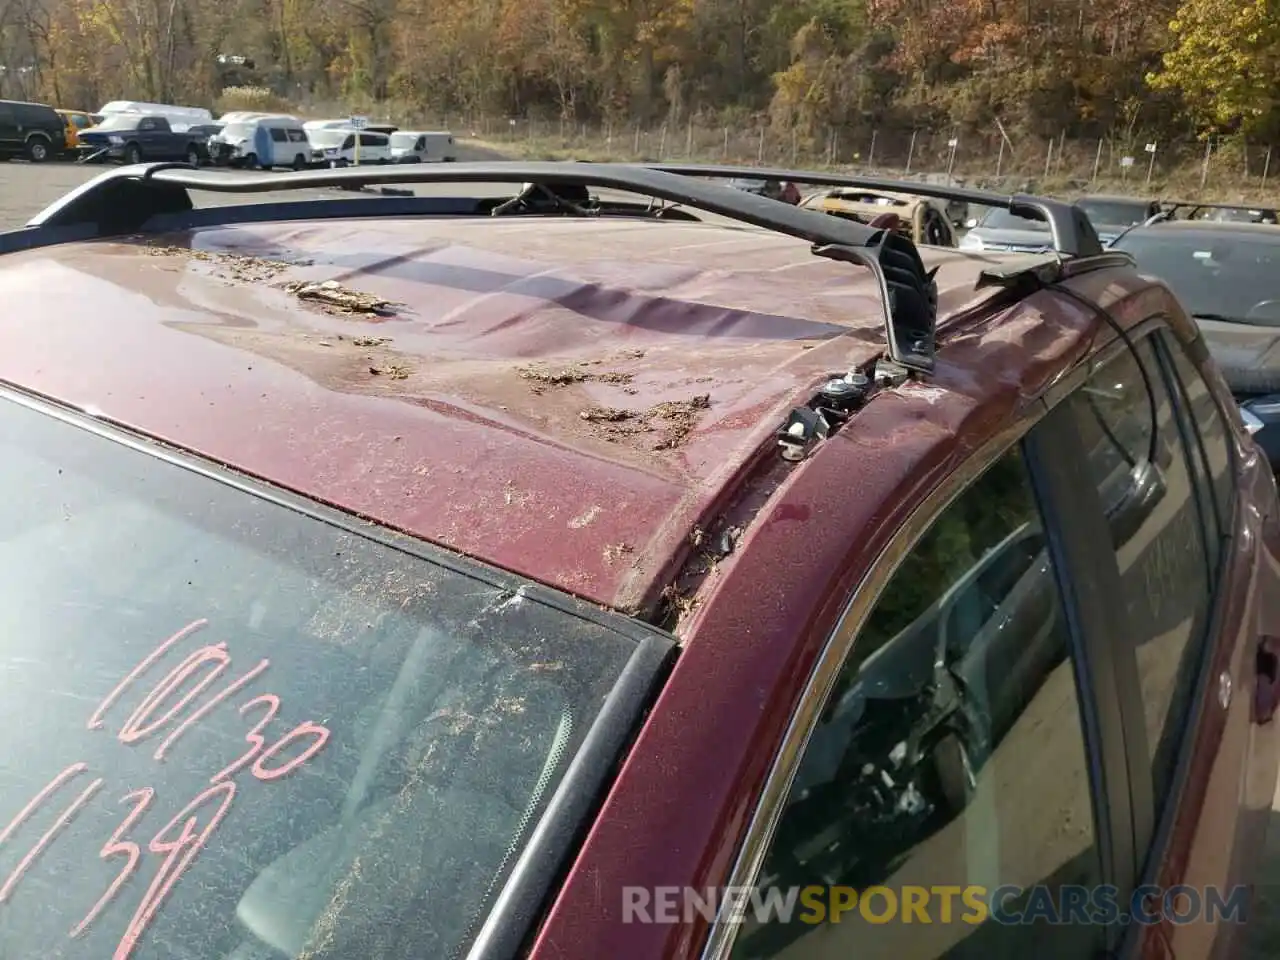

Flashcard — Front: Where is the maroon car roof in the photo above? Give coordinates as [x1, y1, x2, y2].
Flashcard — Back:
[0, 215, 996, 613]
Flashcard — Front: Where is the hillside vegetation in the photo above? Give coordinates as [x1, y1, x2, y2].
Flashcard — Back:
[0, 0, 1276, 159]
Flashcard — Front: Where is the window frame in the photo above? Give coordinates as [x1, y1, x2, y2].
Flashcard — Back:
[1111, 324, 1240, 956]
[699, 399, 1137, 960]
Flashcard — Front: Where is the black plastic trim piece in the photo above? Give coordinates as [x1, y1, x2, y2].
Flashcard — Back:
[1023, 400, 1138, 951]
[462, 634, 676, 960]
[640, 162, 1105, 258]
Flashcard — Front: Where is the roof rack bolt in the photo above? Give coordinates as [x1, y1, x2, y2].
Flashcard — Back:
[819, 376, 869, 412]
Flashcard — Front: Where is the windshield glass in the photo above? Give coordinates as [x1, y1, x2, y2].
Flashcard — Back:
[309, 129, 350, 147]
[1112, 231, 1280, 322]
[978, 207, 1048, 231]
[1076, 199, 1151, 226]
[218, 123, 254, 139]
[0, 392, 646, 960]
[390, 132, 417, 148]
[89, 114, 143, 131]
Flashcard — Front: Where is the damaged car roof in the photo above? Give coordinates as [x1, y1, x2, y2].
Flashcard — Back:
[0, 214, 999, 615]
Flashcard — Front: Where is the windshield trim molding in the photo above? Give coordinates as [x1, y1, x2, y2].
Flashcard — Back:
[464, 633, 674, 960]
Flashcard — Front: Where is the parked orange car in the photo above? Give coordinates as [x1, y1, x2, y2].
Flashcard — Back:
[54, 108, 99, 152]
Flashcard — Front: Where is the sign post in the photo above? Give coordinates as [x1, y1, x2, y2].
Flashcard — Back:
[349, 115, 368, 165]
[1120, 155, 1134, 182]
[1144, 142, 1158, 186]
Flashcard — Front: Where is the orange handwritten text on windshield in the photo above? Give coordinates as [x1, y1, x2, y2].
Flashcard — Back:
[0, 618, 332, 957]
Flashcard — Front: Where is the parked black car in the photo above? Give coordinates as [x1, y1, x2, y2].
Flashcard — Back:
[76, 114, 211, 165]
[1111, 218, 1280, 469]
[0, 99, 64, 162]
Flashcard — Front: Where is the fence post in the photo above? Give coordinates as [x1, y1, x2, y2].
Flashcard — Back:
[831, 129, 839, 165]
[633, 125, 640, 154]
[905, 129, 917, 173]
[658, 124, 667, 159]
[1200, 138, 1211, 189]
[1056, 130, 1067, 176]
[723, 127, 728, 158]
[791, 127, 798, 164]
[686, 117, 693, 157]
[1043, 140, 1053, 178]
[995, 137, 1005, 178]
[1263, 146, 1272, 186]
[757, 127, 765, 163]
[1091, 139, 1103, 182]
[868, 129, 877, 168]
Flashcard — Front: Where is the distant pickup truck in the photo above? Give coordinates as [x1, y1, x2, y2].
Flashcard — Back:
[76, 113, 210, 165]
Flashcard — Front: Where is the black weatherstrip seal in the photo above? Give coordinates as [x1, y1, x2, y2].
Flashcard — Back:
[1023, 401, 1137, 952]
[463, 634, 676, 960]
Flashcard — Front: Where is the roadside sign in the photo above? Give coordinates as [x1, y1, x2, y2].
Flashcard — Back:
[947, 138, 958, 148]
[1145, 142, 1157, 153]
[1120, 156, 1135, 167]
[349, 115, 367, 165]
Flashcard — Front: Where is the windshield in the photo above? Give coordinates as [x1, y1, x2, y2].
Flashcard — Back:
[0, 391, 652, 959]
[309, 129, 350, 147]
[89, 114, 143, 131]
[390, 133, 417, 148]
[1076, 199, 1151, 227]
[218, 123, 254, 140]
[977, 207, 1048, 232]
[1112, 231, 1280, 322]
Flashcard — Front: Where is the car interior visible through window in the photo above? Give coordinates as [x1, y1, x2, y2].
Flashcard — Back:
[729, 446, 1104, 960]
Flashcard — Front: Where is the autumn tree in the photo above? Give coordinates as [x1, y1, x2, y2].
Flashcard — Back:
[1147, 0, 1280, 137]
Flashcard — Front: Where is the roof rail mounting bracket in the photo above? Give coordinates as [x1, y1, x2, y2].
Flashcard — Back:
[812, 236, 939, 375]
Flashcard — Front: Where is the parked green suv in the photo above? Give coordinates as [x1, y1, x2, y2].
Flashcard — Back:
[0, 99, 64, 162]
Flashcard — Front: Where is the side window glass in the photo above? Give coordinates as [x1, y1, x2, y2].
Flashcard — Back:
[732, 447, 1103, 959]
[1063, 337, 1212, 818]
[1159, 330, 1234, 540]
[269, 127, 287, 142]
[341, 135, 354, 150]
[139, 119, 155, 131]
[287, 128, 306, 142]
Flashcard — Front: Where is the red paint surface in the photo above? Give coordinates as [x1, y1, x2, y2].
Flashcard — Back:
[0, 209, 1274, 960]
[527, 275, 1279, 960]
[0, 219, 1001, 612]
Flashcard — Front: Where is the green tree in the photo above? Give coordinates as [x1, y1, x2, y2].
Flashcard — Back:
[1147, 0, 1280, 135]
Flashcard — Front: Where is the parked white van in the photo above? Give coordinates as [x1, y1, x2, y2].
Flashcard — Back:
[97, 101, 213, 132]
[388, 130, 457, 162]
[303, 119, 355, 133]
[207, 114, 318, 169]
[307, 127, 391, 165]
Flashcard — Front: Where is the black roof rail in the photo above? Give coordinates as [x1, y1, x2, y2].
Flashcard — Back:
[639, 162, 1105, 259]
[16, 160, 941, 376]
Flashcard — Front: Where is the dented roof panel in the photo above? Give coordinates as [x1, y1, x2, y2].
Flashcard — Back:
[0, 215, 994, 612]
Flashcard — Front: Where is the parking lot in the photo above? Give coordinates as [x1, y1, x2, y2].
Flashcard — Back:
[0, 141, 509, 227]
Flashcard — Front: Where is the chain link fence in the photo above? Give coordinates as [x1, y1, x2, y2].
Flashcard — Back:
[287, 99, 1280, 196]
[451, 116, 1279, 196]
